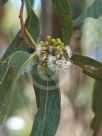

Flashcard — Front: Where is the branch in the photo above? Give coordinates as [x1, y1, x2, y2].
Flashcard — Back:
[17, 0, 31, 47]
[27, 0, 31, 7]
[19, 0, 25, 38]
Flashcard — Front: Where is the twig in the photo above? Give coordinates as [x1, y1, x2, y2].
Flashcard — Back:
[16, 0, 31, 48]
[14, 0, 36, 52]
[27, 0, 31, 7]
[19, 0, 25, 38]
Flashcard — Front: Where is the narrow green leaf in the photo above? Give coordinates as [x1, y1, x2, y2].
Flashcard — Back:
[25, 8, 40, 42]
[0, 51, 37, 123]
[68, 0, 85, 18]
[31, 66, 60, 136]
[74, 0, 102, 27]
[2, 8, 40, 60]
[26, 0, 35, 9]
[72, 53, 102, 134]
[91, 81, 102, 135]
[52, 0, 73, 44]
[72, 53, 102, 82]
[0, 8, 39, 82]
[0, 63, 9, 83]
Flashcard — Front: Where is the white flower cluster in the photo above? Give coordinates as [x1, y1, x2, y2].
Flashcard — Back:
[35, 36, 72, 73]
[47, 46, 72, 72]
[36, 44, 72, 72]
[65, 46, 72, 59]
[36, 44, 42, 58]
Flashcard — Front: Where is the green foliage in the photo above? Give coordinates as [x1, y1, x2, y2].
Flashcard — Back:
[0, 1, 102, 136]
[72, 53, 102, 82]
[74, 0, 102, 26]
[52, 0, 73, 44]
[0, 7, 39, 82]
[25, 8, 40, 43]
[91, 81, 102, 135]
[0, 62, 9, 83]
[69, 0, 85, 18]
[0, 0, 8, 6]
[26, 0, 35, 9]
[0, 51, 37, 123]
[73, 1, 102, 134]
[31, 66, 60, 136]
[2, 8, 39, 60]
[72, 54, 102, 135]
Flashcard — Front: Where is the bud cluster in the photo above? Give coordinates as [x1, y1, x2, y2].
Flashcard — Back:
[36, 36, 72, 72]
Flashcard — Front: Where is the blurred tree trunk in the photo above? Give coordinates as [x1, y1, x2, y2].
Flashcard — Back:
[41, 0, 61, 39]
[41, 0, 52, 39]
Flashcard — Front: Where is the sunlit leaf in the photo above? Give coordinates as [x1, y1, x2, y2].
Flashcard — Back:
[31, 66, 60, 136]
[25, 8, 40, 42]
[72, 53, 102, 82]
[0, 51, 37, 123]
[0, 8, 39, 82]
[52, 0, 73, 44]
[0, 63, 9, 83]
[3, 8, 39, 59]
[72, 53, 102, 135]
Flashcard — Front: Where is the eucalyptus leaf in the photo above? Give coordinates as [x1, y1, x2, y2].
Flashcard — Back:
[26, 0, 35, 10]
[31, 66, 60, 136]
[72, 53, 102, 82]
[25, 8, 40, 42]
[0, 51, 37, 123]
[91, 81, 102, 135]
[0, 0, 8, 6]
[2, 8, 39, 60]
[52, 0, 73, 44]
[74, 0, 102, 27]
[0, 63, 9, 83]
[0, 8, 39, 82]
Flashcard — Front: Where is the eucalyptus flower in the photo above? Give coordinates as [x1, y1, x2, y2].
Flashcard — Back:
[65, 46, 72, 59]
[36, 44, 42, 58]
[36, 36, 72, 72]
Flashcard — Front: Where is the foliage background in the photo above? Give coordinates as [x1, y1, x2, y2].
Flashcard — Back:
[0, 0, 102, 136]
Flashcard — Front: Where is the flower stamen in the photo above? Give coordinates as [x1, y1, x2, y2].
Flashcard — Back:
[36, 36, 72, 72]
